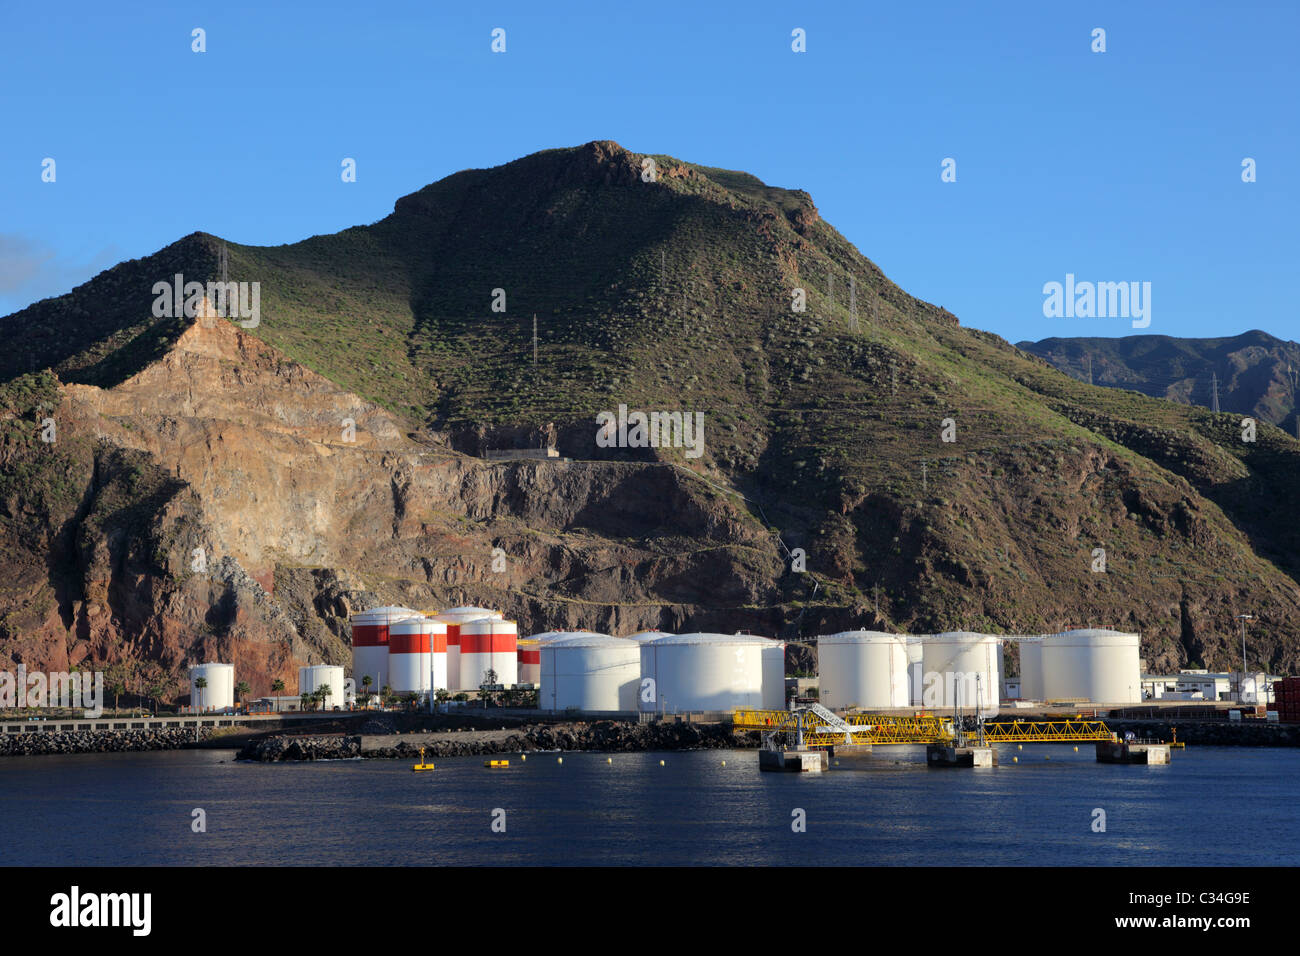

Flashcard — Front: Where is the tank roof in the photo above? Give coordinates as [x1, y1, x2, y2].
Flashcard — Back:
[352, 606, 423, 623]
[540, 633, 637, 649]
[643, 632, 780, 646]
[523, 629, 611, 643]
[819, 630, 907, 643]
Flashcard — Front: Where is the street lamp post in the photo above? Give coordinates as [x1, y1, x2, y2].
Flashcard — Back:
[1235, 614, 1255, 701]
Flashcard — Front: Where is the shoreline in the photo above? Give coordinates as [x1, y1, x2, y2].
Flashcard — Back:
[3, 714, 1297, 759]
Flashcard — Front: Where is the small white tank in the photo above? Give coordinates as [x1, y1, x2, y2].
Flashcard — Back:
[298, 665, 346, 711]
[818, 631, 910, 710]
[190, 663, 235, 712]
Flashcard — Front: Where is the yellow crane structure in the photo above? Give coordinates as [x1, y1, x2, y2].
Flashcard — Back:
[732, 705, 1116, 747]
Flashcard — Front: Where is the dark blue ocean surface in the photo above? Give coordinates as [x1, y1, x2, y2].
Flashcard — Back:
[1, 746, 1296, 866]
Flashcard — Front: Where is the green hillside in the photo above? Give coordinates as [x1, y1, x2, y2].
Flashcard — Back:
[3, 140, 1299, 672]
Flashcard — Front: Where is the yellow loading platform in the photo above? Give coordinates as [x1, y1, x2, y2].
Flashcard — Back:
[732, 708, 1116, 746]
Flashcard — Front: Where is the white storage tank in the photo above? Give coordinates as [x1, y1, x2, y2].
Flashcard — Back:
[906, 636, 925, 705]
[389, 618, 443, 698]
[298, 665, 346, 711]
[190, 663, 234, 712]
[350, 606, 422, 697]
[638, 632, 767, 714]
[759, 637, 786, 710]
[459, 618, 518, 690]
[540, 633, 641, 712]
[920, 631, 1002, 714]
[627, 630, 673, 642]
[1018, 637, 1045, 700]
[428, 620, 448, 693]
[1041, 628, 1141, 704]
[520, 631, 610, 686]
[517, 640, 541, 686]
[432, 606, 503, 691]
[818, 631, 910, 710]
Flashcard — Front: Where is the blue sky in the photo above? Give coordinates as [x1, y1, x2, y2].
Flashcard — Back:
[2, 0, 1296, 345]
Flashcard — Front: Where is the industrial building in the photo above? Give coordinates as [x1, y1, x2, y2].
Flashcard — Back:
[1141, 670, 1277, 704]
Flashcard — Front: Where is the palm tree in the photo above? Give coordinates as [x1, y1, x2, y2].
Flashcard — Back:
[234, 680, 250, 711]
[319, 682, 333, 711]
[106, 663, 128, 715]
[194, 676, 207, 713]
[299, 692, 311, 712]
[361, 675, 373, 708]
[271, 679, 285, 712]
[381, 684, 393, 709]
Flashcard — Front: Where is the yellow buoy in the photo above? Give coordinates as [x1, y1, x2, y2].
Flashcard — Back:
[412, 747, 435, 772]
[557, 757, 563, 764]
[521, 754, 526, 761]
[606, 757, 612, 764]
[1012, 756, 1018, 763]
[659, 759, 665, 766]
[485, 759, 509, 768]
[1017, 744, 1023, 751]
[721, 760, 726, 766]
[1073, 746, 1078, 752]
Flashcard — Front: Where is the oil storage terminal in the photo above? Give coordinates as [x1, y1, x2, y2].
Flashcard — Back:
[158, 604, 1290, 771]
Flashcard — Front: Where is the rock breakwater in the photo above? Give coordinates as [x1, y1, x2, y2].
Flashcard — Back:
[239, 720, 759, 761]
[0, 727, 213, 756]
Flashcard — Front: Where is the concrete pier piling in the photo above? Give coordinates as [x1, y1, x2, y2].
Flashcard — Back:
[926, 744, 997, 767]
[758, 748, 828, 772]
[1096, 741, 1170, 764]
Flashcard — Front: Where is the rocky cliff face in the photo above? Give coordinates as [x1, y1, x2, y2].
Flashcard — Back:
[1, 311, 783, 702]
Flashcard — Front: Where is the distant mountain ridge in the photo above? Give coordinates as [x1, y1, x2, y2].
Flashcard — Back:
[1017, 331, 1300, 436]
